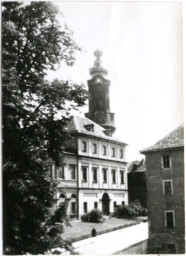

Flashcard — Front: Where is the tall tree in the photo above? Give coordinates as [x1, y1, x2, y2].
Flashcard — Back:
[2, 2, 87, 254]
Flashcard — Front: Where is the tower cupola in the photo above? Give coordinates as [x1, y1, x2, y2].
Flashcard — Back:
[85, 51, 116, 135]
[89, 50, 108, 77]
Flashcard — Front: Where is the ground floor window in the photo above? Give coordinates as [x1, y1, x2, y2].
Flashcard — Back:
[84, 202, 88, 213]
[167, 244, 176, 253]
[71, 202, 76, 214]
[122, 201, 125, 205]
[94, 202, 98, 209]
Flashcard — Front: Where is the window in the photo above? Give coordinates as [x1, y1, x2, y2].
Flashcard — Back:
[163, 180, 173, 195]
[162, 155, 171, 168]
[48, 164, 53, 178]
[84, 202, 88, 213]
[122, 201, 125, 205]
[112, 147, 116, 157]
[71, 202, 76, 214]
[112, 169, 116, 184]
[165, 211, 175, 228]
[84, 124, 94, 132]
[93, 143, 97, 154]
[114, 201, 117, 208]
[103, 168, 107, 183]
[120, 170, 124, 184]
[82, 166, 87, 181]
[70, 165, 76, 180]
[57, 166, 65, 179]
[103, 145, 107, 155]
[120, 149, 123, 159]
[167, 244, 176, 253]
[92, 167, 98, 183]
[82, 141, 87, 152]
[94, 202, 98, 209]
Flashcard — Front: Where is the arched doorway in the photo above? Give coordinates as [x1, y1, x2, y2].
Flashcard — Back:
[102, 193, 110, 215]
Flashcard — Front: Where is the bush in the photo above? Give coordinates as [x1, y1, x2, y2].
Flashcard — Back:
[81, 209, 103, 223]
[114, 199, 147, 218]
[115, 205, 138, 218]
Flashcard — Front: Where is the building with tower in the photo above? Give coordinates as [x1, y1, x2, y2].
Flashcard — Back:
[49, 51, 128, 218]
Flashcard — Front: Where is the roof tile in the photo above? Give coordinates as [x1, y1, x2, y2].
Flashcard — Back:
[141, 124, 184, 152]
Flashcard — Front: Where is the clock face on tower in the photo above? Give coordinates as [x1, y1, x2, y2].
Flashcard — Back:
[95, 77, 103, 84]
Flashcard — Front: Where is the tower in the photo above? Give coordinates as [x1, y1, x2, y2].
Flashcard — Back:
[85, 50, 116, 135]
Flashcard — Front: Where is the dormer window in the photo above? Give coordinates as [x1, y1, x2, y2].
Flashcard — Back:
[84, 124, 94, 132]
[104, 129, 112, 137]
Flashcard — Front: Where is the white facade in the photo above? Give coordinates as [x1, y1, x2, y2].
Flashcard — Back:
[50, 117, 128, 218]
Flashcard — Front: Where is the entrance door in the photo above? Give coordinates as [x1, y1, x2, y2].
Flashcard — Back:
[102, 193, 110, 215]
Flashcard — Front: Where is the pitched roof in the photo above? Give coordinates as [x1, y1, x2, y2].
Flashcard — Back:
[66, 115, 127, 145]
[140, 124, 184, 153]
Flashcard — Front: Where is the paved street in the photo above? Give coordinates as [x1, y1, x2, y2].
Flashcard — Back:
[72, 222, 148, 255]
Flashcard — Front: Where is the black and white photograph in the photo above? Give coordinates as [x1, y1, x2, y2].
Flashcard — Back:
[2, 1, 184, 255]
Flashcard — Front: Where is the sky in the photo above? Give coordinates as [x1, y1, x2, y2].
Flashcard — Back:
[46, 1, 183, 162]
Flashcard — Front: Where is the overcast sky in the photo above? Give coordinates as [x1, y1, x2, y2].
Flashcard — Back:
[46, 1, 183, 162]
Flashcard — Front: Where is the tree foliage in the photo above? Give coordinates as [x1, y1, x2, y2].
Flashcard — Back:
[2, 2, 87, 254]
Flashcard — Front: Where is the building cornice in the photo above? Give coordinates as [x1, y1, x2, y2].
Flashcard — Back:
[63, 151, 128, 165]
[69, 131, 127, 146]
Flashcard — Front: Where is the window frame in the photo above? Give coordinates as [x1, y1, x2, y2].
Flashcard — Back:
[102, 145, 107, 156]
[120, 149, 123, 159]
[102, 168, 108, 183]
[56, 165, 65, 179]
[163, 180, 173, 196]
[70, 165, 76, 180]
[165, 210, 175, 228]
[112, 169, 116, 184]
[82, 140, 87, 152]
[94, 202, 98, 209]
[120, 170, 124, 184]
[92, 143, 97, 154]
[82, 166, 88, 182]
[111, 147, 116, 157]
[162, 155, 171, 169]
[84, 202, 88, 213]
[71, 202, 76, 215]
[92, 167, 98, 183]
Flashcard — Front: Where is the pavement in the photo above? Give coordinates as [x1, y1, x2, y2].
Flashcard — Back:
[72, 222, 148, 255]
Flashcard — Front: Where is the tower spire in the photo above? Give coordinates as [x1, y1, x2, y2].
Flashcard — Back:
[94, 50, 102, 67]
[89, 50, 108, 78]
[85, 51, 116, 135]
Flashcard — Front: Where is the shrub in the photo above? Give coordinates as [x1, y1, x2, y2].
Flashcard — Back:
[114, 199, 147, 218]
[115, 205, 138, 218]
[81, 209, 103, 223]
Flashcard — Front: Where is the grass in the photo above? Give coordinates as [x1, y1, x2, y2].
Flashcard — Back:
[62, 217, 138, 242]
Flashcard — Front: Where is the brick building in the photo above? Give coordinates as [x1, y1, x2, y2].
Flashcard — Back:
[49, 51, 128, 218]
[141, 124, 184, 253]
